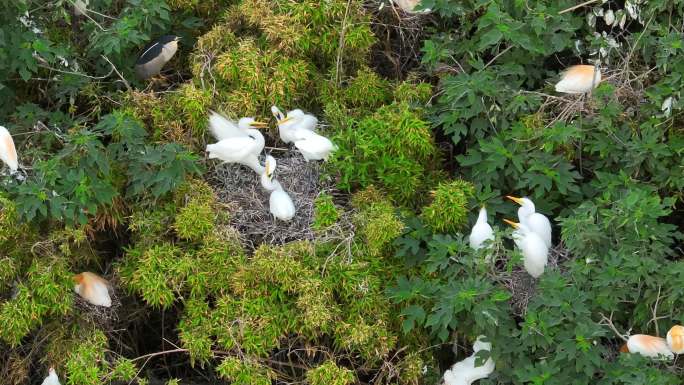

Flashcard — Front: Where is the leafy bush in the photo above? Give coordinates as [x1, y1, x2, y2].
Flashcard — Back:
[420, 180, 475, 233]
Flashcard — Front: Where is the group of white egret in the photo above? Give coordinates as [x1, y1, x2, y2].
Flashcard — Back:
[468, 196, 552, 279]
[205, 107, 335, 222]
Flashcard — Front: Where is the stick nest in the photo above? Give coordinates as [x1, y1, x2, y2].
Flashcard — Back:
[207, 149, 331, 249]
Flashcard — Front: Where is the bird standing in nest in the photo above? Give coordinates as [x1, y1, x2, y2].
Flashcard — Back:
[554, 64, 602, 94]
[260, 155, 296, 221]
[73, 272, 112, 307]
[272, 106, 336, 161]
[135, 35, 181, 80]
[206, 111, 269, 174]
[469, 206, 494, 250]
[504, 219, 548, 278]
[506, 196, 552, 249]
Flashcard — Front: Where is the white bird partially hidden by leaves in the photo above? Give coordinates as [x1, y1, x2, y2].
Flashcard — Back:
[41, 367, 60, 385]
[206, 112, 269, 174]
[620, 334, 674, 359]
[73, 272, 112, 307]
[554, 64, 601, 94]
[504, 219, 548, 278]
[260, 155, 295, 221]
[443, 335, 495, 385]
[73, 0, 89, 16]
[469, 207, 494, 250]
[506, 196, 552, 248]
[272, 106, 335, 161]
[0, 126, 19, 173]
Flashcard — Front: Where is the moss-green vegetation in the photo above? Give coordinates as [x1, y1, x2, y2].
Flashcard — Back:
[420, 180, 475, 234]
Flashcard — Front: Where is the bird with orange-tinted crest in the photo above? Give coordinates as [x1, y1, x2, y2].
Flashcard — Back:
[667, 325, 684, 354]
[554, 64, 602, 94]
[73, 272, 112, 307]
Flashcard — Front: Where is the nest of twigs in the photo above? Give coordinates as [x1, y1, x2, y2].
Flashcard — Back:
[72, 287, 121, 328]
[207, 149, 331, 248]
[499, 242, 574, 316]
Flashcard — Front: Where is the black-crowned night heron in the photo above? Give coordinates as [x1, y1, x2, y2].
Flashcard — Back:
[135, 35, 181, 80]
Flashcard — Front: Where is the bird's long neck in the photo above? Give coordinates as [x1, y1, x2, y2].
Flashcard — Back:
[260, 174, 282, 192]
[476, 208, 488, 225]
[248, 129, 265, 148]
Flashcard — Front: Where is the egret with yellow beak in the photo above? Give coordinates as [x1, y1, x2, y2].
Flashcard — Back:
[206, 112, 269, 174]
[504, 219, 548, 278]
[443, 335, 494, 385]
[272, 106, 335, 161]
[260, 155, 295, 221]
[506, 196, 552, 248]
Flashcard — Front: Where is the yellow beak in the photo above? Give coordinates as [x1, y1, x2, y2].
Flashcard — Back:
[503, 219, 519, 229]
[250, 121, 269, 128]
[506, 195, 524, 205]
[278, 116, 293, 125]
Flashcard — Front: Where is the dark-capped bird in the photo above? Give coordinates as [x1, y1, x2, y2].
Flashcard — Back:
[135, 35, 181, 80]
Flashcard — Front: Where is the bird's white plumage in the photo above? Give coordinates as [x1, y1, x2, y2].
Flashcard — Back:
[41, 368, 60, 385]
[508, 222, 548, 278]
[260, 155, 296, 221]
[443, 335, 495, 385]
[626, 334, 674, 359]
[0, 126, 18, 172]
[273, 107, 317, 144]
[469, 207, 494, 250]
[73, 0, 88, 16]
[206, 114, 266, 174]
[554, 64, 601, 94]
[508, 197, 552, 248]
[73, 272, 112, 307]
[293, 130, 335, 161]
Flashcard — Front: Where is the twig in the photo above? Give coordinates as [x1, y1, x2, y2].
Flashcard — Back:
[101, 55, 131, 91]
[648, 285, 662, 336]
[558, 0, 601, 15]
[599, 312, 629, 342]
[334, 0, 353, 85]
[483, 45, 513, 69]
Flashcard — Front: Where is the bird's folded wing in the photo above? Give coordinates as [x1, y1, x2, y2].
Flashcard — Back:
[294, 134, 333, 152]
[208, 137, 256, 160]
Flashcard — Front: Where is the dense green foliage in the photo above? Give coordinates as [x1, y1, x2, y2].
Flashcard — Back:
[0, 0, 683, 384]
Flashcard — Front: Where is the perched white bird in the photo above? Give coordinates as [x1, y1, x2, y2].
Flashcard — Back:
[469, 207, 494, 250]
[666, 325, 684, 354]
[506, 196, 552, 248]
[73, 272, 112, 307]
[393, 0, 431, 13]
[206, 112, 269, 174]
[272, 106, 335, 161]
[504, 219, 548, 278]
[0, 126, 18, 172]
[41, 367, 60, 385]
[443, 335, 495, 385]
[554, 64, 601, 94]
[260, 155, 295, 221]
[620, 334, 674, 359]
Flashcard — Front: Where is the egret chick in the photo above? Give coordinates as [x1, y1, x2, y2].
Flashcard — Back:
[41, 367, 60, 385]
[260, 155, 295, 221]
[667, 325, 684, 354]
[73, 272, 112, 307]
[506, 196, 552, 248]
[271, 106, 317, 143]
[504, 219, 548, 278]
[620, 334, 673, 359]
[206, 114, 269, 174]
[443, 335, 495, 385]
[135, 35, 181, 80]
[0, 126, 18, 172]
[469, 207, 494, 250]
[554, 64, 601, 94]
[272, 107, 335, 161]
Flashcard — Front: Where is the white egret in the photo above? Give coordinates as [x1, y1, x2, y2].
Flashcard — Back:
[73, 0, 89, 16]
[393, 0, 431, 13]
[73, 272, 112, 307]
[260, 155, 295, 221]
[469, 207, 494, 250]
[506, 196, 552, 248]
[206, 112, 269, 174]
[554, 64, 601, 94]
[0, 126, 18, 172]
[272, 106, 335, 161]
[667, 325, 684, 354]
[504, 219, 548, 278]
[443, 335, 495, 385]
[620, 334, 673, 359]
[41, 367, 60, 385]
